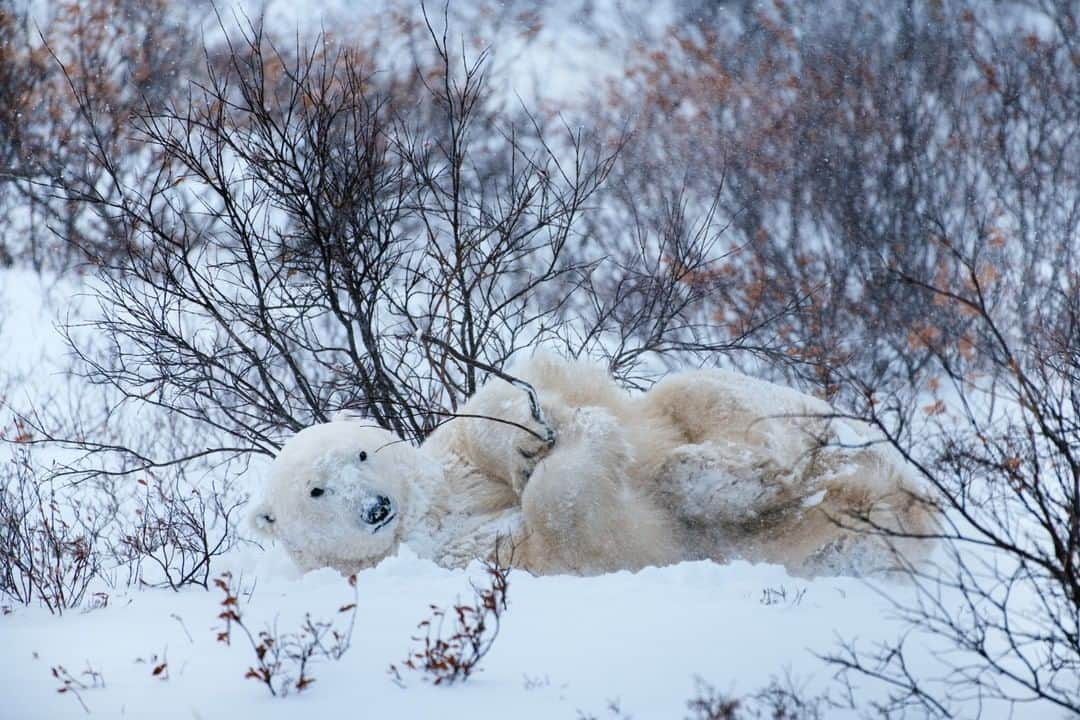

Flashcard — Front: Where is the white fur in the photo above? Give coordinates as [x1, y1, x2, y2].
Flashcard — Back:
[251, 356, 937, 577]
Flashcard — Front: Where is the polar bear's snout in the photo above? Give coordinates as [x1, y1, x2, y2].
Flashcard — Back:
[360, 493, 395, 534]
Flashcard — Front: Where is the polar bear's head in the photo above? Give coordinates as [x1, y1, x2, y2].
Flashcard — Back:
[249, 421, 439, 573]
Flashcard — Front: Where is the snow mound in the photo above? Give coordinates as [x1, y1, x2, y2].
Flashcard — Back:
[4, 554, 900, 720]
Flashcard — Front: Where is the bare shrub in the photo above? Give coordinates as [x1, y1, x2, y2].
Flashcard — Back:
[390, 551, 510, 686]
[577, 676, 825, 720]
[821, 240, 1080, 716]
[599, 0, 1078, 399]
[6, 400, 247, 593]
[758, 585, 806, 608]
[0, 441, 111, 613]
[121, 472, 244, 590]
[42, 11, 616, 464]
[676, 676, 827, 720]
[214, 571, 358, 697]
[576, 700, 632, 720]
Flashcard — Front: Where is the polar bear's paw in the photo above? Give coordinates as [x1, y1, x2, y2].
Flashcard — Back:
[656, 443, 792, 526]
[504, 409, 561, 495]
[456, 377, 562, 494]
[510, 436, 549, 495]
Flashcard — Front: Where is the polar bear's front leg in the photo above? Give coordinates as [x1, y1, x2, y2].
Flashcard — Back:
[453, 377, 564, 495]
[516, 407, 678, 575]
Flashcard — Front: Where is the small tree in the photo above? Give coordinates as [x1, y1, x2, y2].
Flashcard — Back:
[27, 8, 777, 485]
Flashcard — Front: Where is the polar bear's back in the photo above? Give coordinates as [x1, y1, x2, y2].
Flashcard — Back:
[642, 368, 837, 466]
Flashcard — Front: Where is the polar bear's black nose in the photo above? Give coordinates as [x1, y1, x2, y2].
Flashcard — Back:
[364, 495, 392, 526]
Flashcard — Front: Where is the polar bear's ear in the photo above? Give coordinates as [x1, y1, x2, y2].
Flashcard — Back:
[250, 502, 277, 537]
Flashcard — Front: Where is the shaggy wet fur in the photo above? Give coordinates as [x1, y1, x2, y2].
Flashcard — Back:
[252, 356, 938, 577]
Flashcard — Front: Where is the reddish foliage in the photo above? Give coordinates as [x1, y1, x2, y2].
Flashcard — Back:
[390, 553, 510, 686]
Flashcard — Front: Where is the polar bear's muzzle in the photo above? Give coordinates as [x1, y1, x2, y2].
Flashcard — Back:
[361, 494, 395, 534]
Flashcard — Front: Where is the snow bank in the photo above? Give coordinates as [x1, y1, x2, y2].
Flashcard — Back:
[5, 547, 899, 720]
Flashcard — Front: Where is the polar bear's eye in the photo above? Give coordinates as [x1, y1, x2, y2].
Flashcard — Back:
[310, 487, 325, 498]
[359, 451, 368, 461]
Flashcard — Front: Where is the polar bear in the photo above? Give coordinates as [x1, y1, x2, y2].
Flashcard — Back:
[250, 355, 937, 577]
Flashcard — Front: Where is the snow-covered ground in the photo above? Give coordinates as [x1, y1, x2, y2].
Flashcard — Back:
[6, 542, 899, 720]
